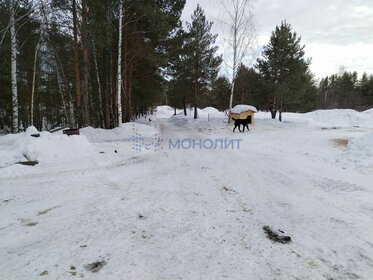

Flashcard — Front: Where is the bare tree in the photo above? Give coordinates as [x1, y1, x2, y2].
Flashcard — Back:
[81, 0, 90, 126]
[220, 0, 255, 111]
[92, 38, 105, 128]
[10, 0, 18, 132]
[72, 0, 81, 126]
[30, 36, 40, 127]
[117, 0, 123, 126]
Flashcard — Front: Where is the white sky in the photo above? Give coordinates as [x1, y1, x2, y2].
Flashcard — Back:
[181, 0, 373, 79]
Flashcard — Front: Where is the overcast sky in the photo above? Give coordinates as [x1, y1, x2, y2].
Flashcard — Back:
[181, 0, 373, 79]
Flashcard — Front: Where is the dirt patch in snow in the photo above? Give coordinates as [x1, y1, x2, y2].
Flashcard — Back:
[25, 221, 38, 227]
[332, 138, 349, 148]
[37, 206, 59, 216]
[39, 270, 48, 276]
[221, 186, 237, 193]
[263, 226, 292, 244]
[84, 260, 107, 272]
[17, 160, 39, 166]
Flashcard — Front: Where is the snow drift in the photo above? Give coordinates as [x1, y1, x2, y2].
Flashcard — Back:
[303, 109, 371, 127]
[155, 105, 175, 118]
[202, 107, 220, 114]
[0, 126, 93, 168]
[81, 123, 159, 143]
[256, 109, 373, 128]
[345, 132, 373, 167]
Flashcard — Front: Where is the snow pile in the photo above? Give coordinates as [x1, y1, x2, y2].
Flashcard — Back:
[0, 126, 93, 167]
[344, 133, 373, 167]
[81, 123, 160, 143]
[303, 109, 370, 127]
[202, 107, 220, 114]
[155, 105, 175, 118]
[154, 106, 226, 120]
[255, 109, 373, 128]
[230, 104, 258, 114]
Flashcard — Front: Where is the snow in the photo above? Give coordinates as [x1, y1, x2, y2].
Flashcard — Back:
[362, 108, 373, 117]
[155, 105, 175, 118]
[344, 132, 373, 167]
[1, 109, 373, 279]
[202, 106, 220, 113]
[256, 109, 373, 128]
[230, 104, 258, 114]
[81, 123, 159, 143]
[0, 126, 93, 168]
[304, 109, 371, 128]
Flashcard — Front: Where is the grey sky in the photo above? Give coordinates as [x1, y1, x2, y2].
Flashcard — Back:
[181, 0, 373, 79]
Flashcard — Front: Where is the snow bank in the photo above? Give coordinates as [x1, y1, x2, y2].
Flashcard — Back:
[230, 104, 258, 114]
[202, 107, 220, 114]
[155, 105, 175, 118]
[362, 108, 373, 117]
[303, 109, 371, 127]
[0, 126, 93, 168]
[256, 109, 373, 128]
[344, 133, 373, 167]
[154, 106, 225, 120]
[81, 123, 160, 143]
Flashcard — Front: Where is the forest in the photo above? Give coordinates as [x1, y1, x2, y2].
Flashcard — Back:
[1, 0, 373, 133]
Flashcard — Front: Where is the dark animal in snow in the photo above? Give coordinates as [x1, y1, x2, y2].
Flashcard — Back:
[232, 115, 251, 132]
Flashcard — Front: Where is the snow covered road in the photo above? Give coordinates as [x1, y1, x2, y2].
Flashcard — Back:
[1, 115, 373, 279]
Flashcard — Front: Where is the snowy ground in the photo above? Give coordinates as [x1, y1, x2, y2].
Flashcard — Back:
[1, 108, 373, 279]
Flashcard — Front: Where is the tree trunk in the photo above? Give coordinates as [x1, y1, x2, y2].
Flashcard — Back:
[54, 57, 69, 127]
[183, 96, 187, 116]
[72, 0, 81, 127]
[127, 72, 132, 121]
[117, 0, 123, 126]
[81, 0, 90, 127]
[55, 53, 73, 127]
[228, 3, 238, 112]
[279, 96, 283, 122]
[228, 36, 237, 111]
[105, 5, 112, 128]
[10, 0, 18, 133]
[30, 39, 40, 127]
[123, 40, 128, 123]
[194, 78, 198, 119]
[270, 109, 276, 119]
[92, 38, 105, 128]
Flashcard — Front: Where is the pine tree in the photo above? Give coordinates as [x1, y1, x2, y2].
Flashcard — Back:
[182, 5, 222, 119]
[233, 64, 268, 110]
[256, 21, 316, 120]
[211, 76, 231, 111]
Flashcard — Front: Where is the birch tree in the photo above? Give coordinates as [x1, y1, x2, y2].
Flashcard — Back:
[117, 0, 123, 126]
[10, 0, 18, 132]
[221, 0, 255, 111]
[30, 35, 41, 127]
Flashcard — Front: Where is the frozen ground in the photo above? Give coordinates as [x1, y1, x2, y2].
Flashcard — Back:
[1, 108, 373, 279]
